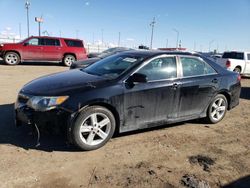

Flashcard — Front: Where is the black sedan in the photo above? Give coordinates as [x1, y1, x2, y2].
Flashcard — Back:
[15, 51, 241, 150]
[70, 47, 133, 69]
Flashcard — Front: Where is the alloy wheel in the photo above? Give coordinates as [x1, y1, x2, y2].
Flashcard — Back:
[210, 98, 226, 122]
[79, 112, 111, 146]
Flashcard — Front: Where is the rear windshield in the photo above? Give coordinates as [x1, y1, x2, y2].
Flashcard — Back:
[64, 40, 83, 47]
[222, 52, 244, 60]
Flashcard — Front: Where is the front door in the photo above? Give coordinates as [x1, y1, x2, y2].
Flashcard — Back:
[121, 55, 179, 132]
[22, 38, 44, 60]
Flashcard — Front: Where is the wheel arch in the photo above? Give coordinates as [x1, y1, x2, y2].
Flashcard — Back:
[74, 100, 121, 135]
[4, 50, 21, 60]
[63, 53, 77, 60]
[217, 90, 231, 110]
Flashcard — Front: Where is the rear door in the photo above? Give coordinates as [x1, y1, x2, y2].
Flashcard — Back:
[42, 38, 62, 61]
[22, 38, 44, 60]
[177, 56, 220, 118]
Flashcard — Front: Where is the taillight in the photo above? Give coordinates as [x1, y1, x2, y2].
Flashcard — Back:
[237, 74, 241, 81]
[226, 60, 231, 68]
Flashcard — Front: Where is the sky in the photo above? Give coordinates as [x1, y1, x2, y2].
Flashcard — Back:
[0, 0, 249, 52]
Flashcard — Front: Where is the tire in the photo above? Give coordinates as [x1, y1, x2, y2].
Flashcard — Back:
[72, 106, 116, 151]
[233, 67, 241, 74]
[63, 54, 76, 67]
[4, 52, 20, 65]
[206, 94, 228, 124]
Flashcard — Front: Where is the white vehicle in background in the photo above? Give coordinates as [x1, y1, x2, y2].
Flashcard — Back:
[216, 51, 250, 76]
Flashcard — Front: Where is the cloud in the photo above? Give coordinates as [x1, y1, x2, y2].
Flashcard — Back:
[85, 1, 90, 6]
[126, 38, 134, 41]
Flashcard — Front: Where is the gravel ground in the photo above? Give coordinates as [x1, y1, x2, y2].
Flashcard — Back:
[0, 61, 249, 188]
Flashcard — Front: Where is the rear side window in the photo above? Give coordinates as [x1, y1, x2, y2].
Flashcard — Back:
[64, 40, 83, 47]
[222, 52, 244, 60]
[181, 57, 216, 77]
[43, 38, 60, 46]
[247, 54, 250, 60]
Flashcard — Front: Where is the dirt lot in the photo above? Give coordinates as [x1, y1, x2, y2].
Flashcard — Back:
[0, 61, 249, 188]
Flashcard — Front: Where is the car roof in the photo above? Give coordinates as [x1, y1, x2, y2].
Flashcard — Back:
[119, 50, 198, 58]
[30, 36, 83, 41]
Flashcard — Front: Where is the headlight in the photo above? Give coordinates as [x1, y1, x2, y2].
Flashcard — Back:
[27, 96, 68, 111]
[0, 43, 3, 47]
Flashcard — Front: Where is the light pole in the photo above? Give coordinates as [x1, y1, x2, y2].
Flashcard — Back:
[166, 38, 168, 48]
[25, 1, 30, 37]
[173, 28, 179, 49]
[118, 32, 121, 47]
[101, 29, 104, 46]
[209, 40, 215, 52]
[35, 17, 43, 36]
[150, 17, 156, 49]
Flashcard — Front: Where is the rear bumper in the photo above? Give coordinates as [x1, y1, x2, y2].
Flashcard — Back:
[229, 82, 241, 110]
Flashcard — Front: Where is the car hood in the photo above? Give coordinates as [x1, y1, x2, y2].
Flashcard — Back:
[71, 58, 100, 69]
[21, 69, 108, 96]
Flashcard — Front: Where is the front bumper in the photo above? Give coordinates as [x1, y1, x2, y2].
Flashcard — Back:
[15, 102, 71, 134]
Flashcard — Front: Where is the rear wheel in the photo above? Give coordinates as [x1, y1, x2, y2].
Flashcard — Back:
[206, 94, 228, 124]
[4, 52, 20, 65]
[233, 67, 241, 74]
[63, 54, 76, 67]
[72, 106, 116, 151]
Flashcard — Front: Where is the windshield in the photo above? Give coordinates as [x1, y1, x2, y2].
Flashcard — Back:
[84, 54, 146, 79]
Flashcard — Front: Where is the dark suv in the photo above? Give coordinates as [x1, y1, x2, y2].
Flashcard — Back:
[0, 36, 88, 66]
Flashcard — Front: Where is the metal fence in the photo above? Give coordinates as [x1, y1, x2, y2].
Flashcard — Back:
[0, 37, 22, 43]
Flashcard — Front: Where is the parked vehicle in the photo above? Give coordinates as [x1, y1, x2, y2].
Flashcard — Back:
[0, 36, 88, 66]
[87, 47, 132, 58]
[216, 51, 250, 76]
[70, 47, 133, 69]
[15, 51, 241, 150]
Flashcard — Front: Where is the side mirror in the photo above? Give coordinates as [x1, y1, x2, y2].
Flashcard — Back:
[127, 73, 147, 85]
[130, 73, 147, 83]
[23, 43, 29, 46]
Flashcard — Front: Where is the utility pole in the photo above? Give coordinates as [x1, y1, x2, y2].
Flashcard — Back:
[173, 28, 179, 49]
[209, 40, 215, 52]
[76, 30, 79, 39]
[19, 23, 22, 39]
[150, 17, 156, 49]
[25, 1, 30, 37]
[101, 29, 104, 46]
[118, 32, 121, 47]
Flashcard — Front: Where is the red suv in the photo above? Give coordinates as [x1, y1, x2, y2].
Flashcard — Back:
[0, 36, 88, 66]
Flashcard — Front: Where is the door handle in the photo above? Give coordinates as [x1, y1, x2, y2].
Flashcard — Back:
[172, 83, 180, 89]
[212, 78, 218, 83]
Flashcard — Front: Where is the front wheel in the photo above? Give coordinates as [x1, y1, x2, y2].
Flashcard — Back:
[206, 94, 228, 124]
[63, 55, 76, 67]
[72, 106, 116, 151]
[4, 52, 20, 65]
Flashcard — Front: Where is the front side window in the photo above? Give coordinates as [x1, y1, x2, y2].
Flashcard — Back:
[27, 38, 39, 45]
[181, 57, 216, 77]
[137, 56, 177, 81]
